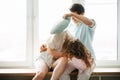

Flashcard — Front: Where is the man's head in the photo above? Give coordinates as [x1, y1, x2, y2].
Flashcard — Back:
[70, 3, 85, 15]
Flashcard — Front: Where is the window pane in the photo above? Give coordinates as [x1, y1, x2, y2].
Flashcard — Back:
[39, 0, 117, 61]
[39, 0, 71, 45]
[85, 0, 117, 60]
[0, 0, 26, 61]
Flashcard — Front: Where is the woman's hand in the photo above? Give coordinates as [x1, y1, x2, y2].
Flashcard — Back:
[40, 44, 47, 52]
[63, 13, 71, 19]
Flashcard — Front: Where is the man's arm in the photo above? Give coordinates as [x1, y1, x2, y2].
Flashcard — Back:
[63, 13, 94, 28]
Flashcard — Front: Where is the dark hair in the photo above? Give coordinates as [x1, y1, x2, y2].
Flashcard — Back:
[70, 3, 85, 14]
[63, 39, 91, 67]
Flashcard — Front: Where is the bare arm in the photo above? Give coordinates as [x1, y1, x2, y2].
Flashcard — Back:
[40, 44, 47, 52]
[63, 12, 94, 28]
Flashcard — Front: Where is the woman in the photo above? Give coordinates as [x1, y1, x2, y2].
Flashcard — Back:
[59, 39, 95, 80]
[32, 31, 73, 80]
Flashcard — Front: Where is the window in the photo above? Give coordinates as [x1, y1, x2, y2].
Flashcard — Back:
[85, 0, 119, 67]
[85, 0, 117, 60]
[39, 0, 120, 67]
[0, 0, 119, 68]
[0, 0, 33, 68]
[38, 0, 71, 44]
[38, 0, 72, 58]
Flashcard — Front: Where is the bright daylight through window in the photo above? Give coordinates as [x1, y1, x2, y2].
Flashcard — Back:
[0, 0, 29, 67]
[0, 0, 119, 67]
[0, 0, 26, 61]
[39, 0, 118, 66]
[85, 0, 117, 61]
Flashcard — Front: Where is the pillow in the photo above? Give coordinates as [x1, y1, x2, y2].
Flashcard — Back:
[47, 31, 67, 51]
[50, 17, 71, 34]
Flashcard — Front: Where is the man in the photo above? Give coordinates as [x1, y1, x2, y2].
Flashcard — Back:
[59, 3, 96, 80]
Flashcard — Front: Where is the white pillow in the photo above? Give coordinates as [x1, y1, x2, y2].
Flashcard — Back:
[47, 31, 67, 51]
[50, 17, 70, 34]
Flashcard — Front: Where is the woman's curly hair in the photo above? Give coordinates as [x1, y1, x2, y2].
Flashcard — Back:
[63, 39, 92, 67]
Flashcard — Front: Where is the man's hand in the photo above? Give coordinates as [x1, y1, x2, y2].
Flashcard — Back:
[40, 44, 47, 52]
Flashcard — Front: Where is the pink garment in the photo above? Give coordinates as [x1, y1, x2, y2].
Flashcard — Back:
[59, 57, 96, 80]
[69, 57, 87, 73]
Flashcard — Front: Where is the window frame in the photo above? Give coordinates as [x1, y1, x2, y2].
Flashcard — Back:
[0, 0, 119, 68]
[37, 0, 120, 68]
[0, 0, 37, 68]
[86, 0, 120, 67]
[30, 0, 120, 68]
[72, 0, 120, 67]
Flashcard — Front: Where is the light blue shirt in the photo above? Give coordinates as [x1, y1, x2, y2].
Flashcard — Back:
[66, 19, 96, 59]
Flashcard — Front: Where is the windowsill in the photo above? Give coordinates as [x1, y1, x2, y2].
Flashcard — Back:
[0, 68, 35, 76]
[0, 68, 120, 76]
[93, 67, 120, 75]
